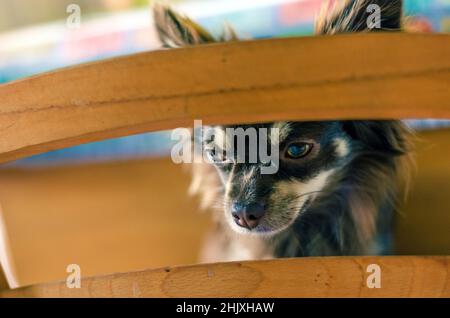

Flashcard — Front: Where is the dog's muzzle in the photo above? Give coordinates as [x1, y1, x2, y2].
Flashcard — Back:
[231, 201, 266, 229]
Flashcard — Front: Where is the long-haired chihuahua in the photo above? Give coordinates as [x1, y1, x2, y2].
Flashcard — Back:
[153, 0, 414, 261]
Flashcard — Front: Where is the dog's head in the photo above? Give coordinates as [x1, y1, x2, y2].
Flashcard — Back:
[203, 122, 350, 234]
[153, 1, 410, 236]
[199, 121, 410, 235]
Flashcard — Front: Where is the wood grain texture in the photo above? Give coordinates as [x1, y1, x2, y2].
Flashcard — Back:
[1, 256, 449, 298]
[0, 33, 449, 164]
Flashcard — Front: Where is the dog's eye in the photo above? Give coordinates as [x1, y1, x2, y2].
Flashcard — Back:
[286, 143, 312, 159]
[205, 148, 230, 164]
[205, 148, 219, 162]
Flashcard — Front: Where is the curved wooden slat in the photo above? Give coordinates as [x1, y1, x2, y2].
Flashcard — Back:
[0, 33, 449, 164]
[1, 256, 449, 298]
[0, 267, 8, 291]
[0, 205, 19, 290]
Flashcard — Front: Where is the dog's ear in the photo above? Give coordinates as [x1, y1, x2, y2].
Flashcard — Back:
[316, 0, 403, 34]
[343, 121, 412, 156]
[152, 3, 216, 47]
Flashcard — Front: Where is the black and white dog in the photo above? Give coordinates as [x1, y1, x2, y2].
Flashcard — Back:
[154, 0, 413, 261]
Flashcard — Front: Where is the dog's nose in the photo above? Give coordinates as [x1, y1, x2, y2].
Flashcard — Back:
[231, 202, 266, 229]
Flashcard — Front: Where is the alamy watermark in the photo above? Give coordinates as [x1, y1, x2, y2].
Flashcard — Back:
[171, 120, 280, 174]
[66, 4, 81, 29]
[366, 4, 381, 29]
[66, 263, 81, 289]
[366, 263, 381, 288]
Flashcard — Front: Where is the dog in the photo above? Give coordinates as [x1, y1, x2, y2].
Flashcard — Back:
[153, 0, 414, 261]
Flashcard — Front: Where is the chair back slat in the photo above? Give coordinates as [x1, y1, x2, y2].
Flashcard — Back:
[0, 33, 449, 164]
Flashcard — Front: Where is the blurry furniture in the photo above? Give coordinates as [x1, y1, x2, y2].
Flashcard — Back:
[0, 33, 449, 297]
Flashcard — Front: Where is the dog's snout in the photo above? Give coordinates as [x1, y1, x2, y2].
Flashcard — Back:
[231, 201, 266, 229]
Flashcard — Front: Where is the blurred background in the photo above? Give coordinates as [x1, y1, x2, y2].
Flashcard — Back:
[2, 0, 450, 83]
[0, 0, 449, 287]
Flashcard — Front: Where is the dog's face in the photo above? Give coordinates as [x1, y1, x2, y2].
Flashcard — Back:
[153, 0, 408, 240]
[203, 121, 352, 235]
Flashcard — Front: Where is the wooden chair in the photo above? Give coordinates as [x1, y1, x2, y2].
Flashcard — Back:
[0, 33, 449, 297]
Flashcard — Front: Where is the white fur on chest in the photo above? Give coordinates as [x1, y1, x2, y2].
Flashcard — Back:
[200, 227, 274, 263]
